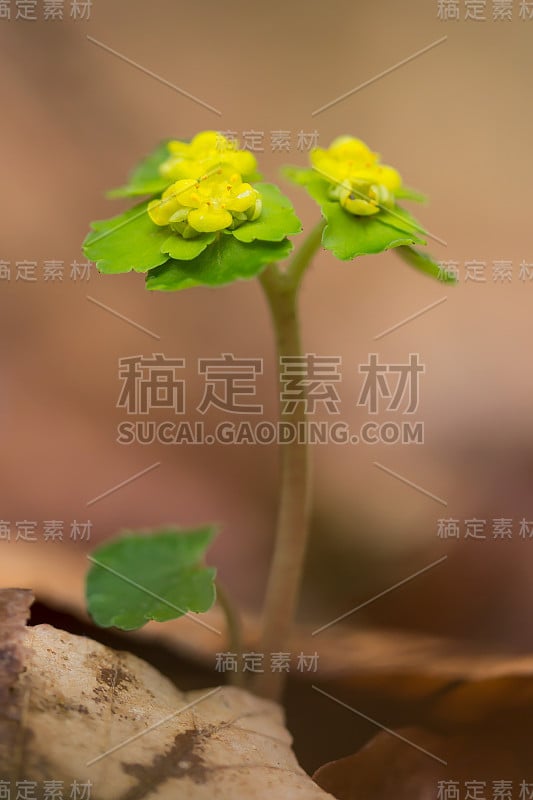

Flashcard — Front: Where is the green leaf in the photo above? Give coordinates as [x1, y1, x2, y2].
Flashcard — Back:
[161, 232, 216, 260]
[231, 183, 302, 243]
[108, 141, 172, 198]
[287, 173, 426, 260]
[86, 526, 217, 630]
[146, 234, 293, 291]
[83, 202, 170, 274]
[395, 246, 457, 284]
[321, 199, 427, 260]
[285, 168, 431, 259]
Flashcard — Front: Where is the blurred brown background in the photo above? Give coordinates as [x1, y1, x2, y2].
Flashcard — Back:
[1, 0, 533, 648]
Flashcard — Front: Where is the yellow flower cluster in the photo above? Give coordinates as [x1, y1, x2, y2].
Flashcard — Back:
[159, 131, 258, 182]
[311, 136, 402, 216]
[148, 168, 262, 236]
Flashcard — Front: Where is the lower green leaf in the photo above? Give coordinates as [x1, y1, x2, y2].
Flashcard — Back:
[285, 173, 426, 260]
[161, 232, 216, 260]
[83, 202, 170, 274]
[285, 170, 432, 261]
[321, 199, 427, 260]
[146, 234, 293, 291]
[86, 526, 217, 630]
[231, 183, 302, 243]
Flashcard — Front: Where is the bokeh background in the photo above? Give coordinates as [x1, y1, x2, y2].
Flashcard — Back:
[1, 0, 533, 655]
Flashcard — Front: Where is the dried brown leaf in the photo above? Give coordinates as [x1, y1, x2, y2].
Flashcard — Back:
[313, 723, 533, 800]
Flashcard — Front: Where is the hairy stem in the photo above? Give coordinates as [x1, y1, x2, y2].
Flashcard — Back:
[252, 221, 324, 700]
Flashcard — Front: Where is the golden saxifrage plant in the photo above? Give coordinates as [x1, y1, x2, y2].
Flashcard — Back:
[83, 131, 454, 701]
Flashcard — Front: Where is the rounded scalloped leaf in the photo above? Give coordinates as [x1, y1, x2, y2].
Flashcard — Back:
[83, 202, 170, 274]
[286, 171, 427, 260]
[321, 200, 427, 260]
[146, 235, 293, 291]
[161, 232, 216, 260]
[285, 166, 438, 264]
[86, 526, 217, 631]
[231, 183, 302, 243]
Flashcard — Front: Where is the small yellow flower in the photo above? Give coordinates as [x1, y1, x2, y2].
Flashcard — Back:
[148, 168, 262, 236]
[311, 136, 402, 216]
[159, 131, 258, 182]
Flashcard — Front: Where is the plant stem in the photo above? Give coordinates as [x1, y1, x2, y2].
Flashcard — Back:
[253, 220, 325, 701]
[216, 580, 244, 687]
[284, 220, 326, 289]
